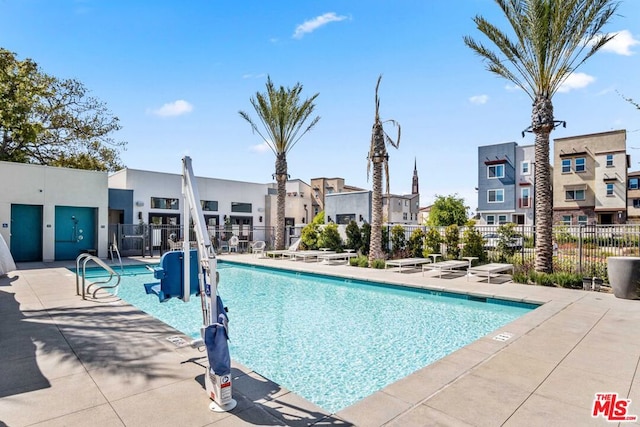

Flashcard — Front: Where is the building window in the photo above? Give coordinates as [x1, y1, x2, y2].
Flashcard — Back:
[578, 215, 588, 225]
[562, 215, 572, 225]
[606, 183, 614, 196]
[606, 154, 614, 167]
[486, 215, 495, 225]
[498, 215, 507, 224]
[335, 214, 355, 224]
[403, 212, 408, 220]
[150, 197, 179, 210]
[521, 161, 530, 175]
[565, 189, 585, 201]
[488, 164, 504, 179]
[201, 200, 218, 211]
[630, 178, 639, 190]
[562, 159, 571, 173]
[488, 189, 504, 203]
[231, 202, 252, 213]
[634, 199, 640, 209]
[574, 157, 586, 172]
[520, 188, 530, 208]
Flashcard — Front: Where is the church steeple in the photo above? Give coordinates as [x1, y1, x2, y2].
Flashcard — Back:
[412, 157, 419, 195]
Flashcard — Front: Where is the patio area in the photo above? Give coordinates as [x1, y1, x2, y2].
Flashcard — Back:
[0, 254, 639, 426]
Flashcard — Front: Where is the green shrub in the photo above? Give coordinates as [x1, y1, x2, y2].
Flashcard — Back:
[390, 224, 407, 256]
[371, 258, 386, 269]
[551, 272, 583, 289]
[361, 223, 371, 255]
[512, 270, 529, 284]
[444, 224, 460, 260]
[350, 255, 369, 267]
[345, 221, 363, 253]
[317, 223, 343, 251]
[423, 227, 442, 255]
[461, 226, 486, 262]
[300, 210, 325, 249]
[407, 228, 425, 258]
[381, 226, 390, 254]
[529, 271, 555, 287]
[323, 224, 344, 250]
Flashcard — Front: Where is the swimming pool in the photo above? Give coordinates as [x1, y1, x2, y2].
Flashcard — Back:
[79, 261, 537, 413]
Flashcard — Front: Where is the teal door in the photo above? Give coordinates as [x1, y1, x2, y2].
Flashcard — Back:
[55, 206, 97, 261]
[10, 204, 43, 262]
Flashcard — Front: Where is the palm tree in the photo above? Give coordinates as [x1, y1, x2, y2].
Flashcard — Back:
[367, 75, 400, 266]
[464, 0, 618, 273]
[239, 76, 320, 250]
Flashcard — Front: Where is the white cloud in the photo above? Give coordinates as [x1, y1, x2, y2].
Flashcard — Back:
[242, 73, 266, 79]
[469, 94, 489, 105]
[150, 100, 193, 117]
[557, 72, 595, 93]
[600, 30, 640, 56]
[250, 141, 273, 153]
[293, 12, 348, 39]
[505, 84, 521, 92]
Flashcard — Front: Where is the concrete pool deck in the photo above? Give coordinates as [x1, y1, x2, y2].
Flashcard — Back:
[0, 254, 638, 426]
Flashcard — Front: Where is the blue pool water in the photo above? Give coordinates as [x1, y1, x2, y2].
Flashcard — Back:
[78, 262, 536, 413]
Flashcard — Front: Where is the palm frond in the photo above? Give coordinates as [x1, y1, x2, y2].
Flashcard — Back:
[465, 0, 620, 99]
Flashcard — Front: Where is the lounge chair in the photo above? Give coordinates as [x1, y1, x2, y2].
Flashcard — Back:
[423, 260, 469, 278]
[167, 238, 182, 251]
[385, 257, 431, 273]
[467, 263, 514, 283]
[289, 250, 334, 262]
[266, 238, 301, 258]
[318, 252, 357, 264]
[228, 235, 239, 253]
[250, 241, 266, 257]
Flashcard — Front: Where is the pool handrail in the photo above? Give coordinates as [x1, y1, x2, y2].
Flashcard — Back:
[75, 253, 121, 300]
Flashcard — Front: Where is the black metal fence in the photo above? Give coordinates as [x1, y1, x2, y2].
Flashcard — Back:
[390, 224, 640, 278]
[107, 224, 277, 257]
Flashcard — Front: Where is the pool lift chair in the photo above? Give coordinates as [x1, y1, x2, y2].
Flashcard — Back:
[143, 156, 237, 412]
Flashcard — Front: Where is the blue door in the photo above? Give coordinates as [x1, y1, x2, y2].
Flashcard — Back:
[10, 204, 43, 262]
[55, 206, 97, 260]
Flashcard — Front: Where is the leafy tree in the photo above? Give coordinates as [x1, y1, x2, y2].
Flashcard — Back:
[444, 224, 461, 260]
[390, 224, 407, 257]
[367, 75, 400, 266]
[0, 49, 126, 171]
[345, 220, 363, 253]
[407, 228, 425, 258]
[239, 76, 320, 249]
[464, 0, 619, 272]
[428, 194, 468, 227]
[317, 223, 343, 251]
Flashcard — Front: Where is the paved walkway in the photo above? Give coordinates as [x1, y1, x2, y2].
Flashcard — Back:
[0, 254, 639, 426]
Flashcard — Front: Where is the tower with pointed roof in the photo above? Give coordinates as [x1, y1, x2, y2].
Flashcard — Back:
[412, 158, 419, 195]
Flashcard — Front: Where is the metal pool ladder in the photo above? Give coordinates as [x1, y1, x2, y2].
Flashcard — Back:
[75, 253, 121, 300]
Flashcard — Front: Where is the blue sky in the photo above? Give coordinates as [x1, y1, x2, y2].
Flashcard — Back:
[2, 0, 640, 211]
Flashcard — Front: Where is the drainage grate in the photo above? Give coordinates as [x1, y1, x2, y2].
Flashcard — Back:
[493, 332, 513, 342]
[166, 335, 188, 347]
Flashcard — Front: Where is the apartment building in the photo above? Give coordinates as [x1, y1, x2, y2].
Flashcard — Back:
[553, 130, 628, 225]
[476, 141, 535, 226]
[310, 177, 364, 217]
[627, 171, 640, 223]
